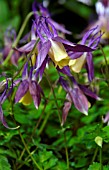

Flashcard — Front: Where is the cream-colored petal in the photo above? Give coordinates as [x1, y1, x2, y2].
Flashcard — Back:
[31, 54, 36, 66]
[69, 53, 87, 73]
[50, 40, 68, 61]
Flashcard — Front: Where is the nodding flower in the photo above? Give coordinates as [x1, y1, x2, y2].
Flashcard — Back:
[15, 63, 42, 109]
[81, 0, 109, 43]
[34, 16, 94, 72]
[58, 75, 101, 125]
[2, 27, 20, 66]
[68, 26, 102, 81]
[0, 77, 16, 128]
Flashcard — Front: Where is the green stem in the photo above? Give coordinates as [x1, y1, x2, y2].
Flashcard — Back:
[18, 129, 43, 170]
[17, 149, 36, 170]
[3, 11, 34, 65]
[100, 147, 103, 170]
[38, 109, 51, 136]
[99, 44, 109, 81]
[64, 131, 69, 169]
[91, 147, 99, 163]
[19, 102, 47, 161]
[12, 39, 39, 80]
[44, 72, 61, 123]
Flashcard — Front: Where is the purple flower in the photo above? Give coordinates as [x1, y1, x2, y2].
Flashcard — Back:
[81, 0, 109, 43]
[68, 26, 102, 81]
[34, 16, 93, 72]
[32, 1, 71, 34]
[15, 63, 42, 109]
[2, 27, 20, 66]
[0, 78, 15, 128]
[59, 76, 100, 125]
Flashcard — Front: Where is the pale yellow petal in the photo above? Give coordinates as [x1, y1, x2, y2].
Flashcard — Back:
[31, 54, 36, 66]
[19, 90, 33, 105]
[50, 40, 68, 61]
[69, 53, 87, 73]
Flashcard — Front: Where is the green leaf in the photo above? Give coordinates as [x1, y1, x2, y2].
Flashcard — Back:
[0, 155, 11, 170]
[39, 150, 53, 163]
[44, 158, 58, 170]
[102, 126, 109, 143]
[51, 162, 67, 170]
[88, 162, 100, 170]
[88, 162, 109, 170]
[0, 149, 16, 159]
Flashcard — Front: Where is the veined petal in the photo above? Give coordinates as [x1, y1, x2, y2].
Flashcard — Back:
[15, 80, 29, 103]
[61, 93, 72, 126]
[71, 87, 89, 115]
[86, 52, 94, 81]
[79, 84, 101, 100]
[15, 40, 36, 53]
[29, 81, 41, 109]
[19, 90, 33, 105]
[36, 40, 51, 69]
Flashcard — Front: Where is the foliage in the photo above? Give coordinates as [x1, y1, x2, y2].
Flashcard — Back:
[0, 0, 109, 170]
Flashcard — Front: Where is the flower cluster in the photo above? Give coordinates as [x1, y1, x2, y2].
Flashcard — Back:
[0, 1, 102, 128]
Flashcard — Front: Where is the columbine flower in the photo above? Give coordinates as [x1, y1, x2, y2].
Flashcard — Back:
[0, 77, 15, 128]
[58, 74, 101, 125]
[95, 0, 109, 40]
[15, 63, 42, 109]
[82, 0, 109, 43]
[34, 16, 93, 72]
[2, 27, 20, 66]
[68, 26, 102, 81]
[32, 1, 71, 35]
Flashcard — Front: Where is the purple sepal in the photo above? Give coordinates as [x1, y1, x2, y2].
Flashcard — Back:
[61, 94, 72, 126]
[58, 76, 70, 92]
[57, 66, 72, 77]
[79, 84, 101, 100]
[0, 106, 19, 129]
[22, 62, 28, 80]
[15, 40, 36, 53]
[29, 81, 41, 109]
[64, 44, 93, 52]
[38, 57, 48, 82]
[49, 19, 71, 35]
[71, 86, 89, 115]
[53, 37, 93, 52]
[68, 52, 83, 59]
[36, 40, 51, 69]
[53, 36, 76, 46]
[15, 80, 29, 103]
[81, 26, 99, 44]
[0, 106, 11, 128]
[86, 52, 94, 82]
